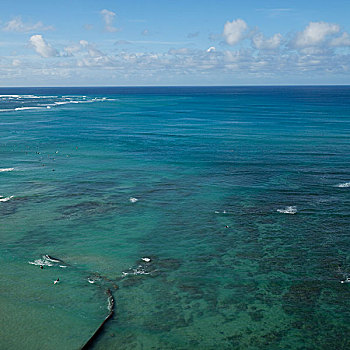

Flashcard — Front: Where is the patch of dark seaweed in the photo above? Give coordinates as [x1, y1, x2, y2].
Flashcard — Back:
[157, 258, 182, 271]
[226, 333, 243, 348]
[313, 323, 350, 349]
[235, 250, 265, 260]
[121, 275, 147, 288]
[58, 180, 117, 196]
[0, 204, 18, 216]
[104, 331, 137, 350]
[282, 281, 322, 316]
[264, 280, 286, 296]
[218, 298, 239, 322]
[290, 317, 350, 349]
[178, 284, 204, 298]
[257, 256, 294, 275]
[14, 227, 63, 248]
[249, 329, 285, 348]
[58, 200, 118, 219]
[147, 309, 188, 332]
[195, 254, 215, 263]
[248, 309, 264, 322]
[0, 195, 33, 216]
[235, 302, 248, 312]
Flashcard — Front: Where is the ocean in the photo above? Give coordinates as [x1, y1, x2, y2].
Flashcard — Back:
[0, 86, 349, 349]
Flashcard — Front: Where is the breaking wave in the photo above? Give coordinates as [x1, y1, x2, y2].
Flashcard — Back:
[0, 195, 14, 202]
[0, 168, 14, 172]
[15, 107, 44, 111]
[28, 254, 68, 267]
[122, 265, 150, 277]
[277, 206, 297, 214]
[336, 182, 350, 188]
[0, 94, 115, 112]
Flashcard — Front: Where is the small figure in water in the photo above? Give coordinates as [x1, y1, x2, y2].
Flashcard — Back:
[225, 225, 229, 228]
[40, 265, 43, 269]
[54, 278, 60, 284]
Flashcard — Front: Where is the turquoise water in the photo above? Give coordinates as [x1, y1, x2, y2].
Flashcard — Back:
[0, 86, 349, 349]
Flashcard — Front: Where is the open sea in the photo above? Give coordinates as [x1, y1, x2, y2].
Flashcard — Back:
[0, 86, 349, 350]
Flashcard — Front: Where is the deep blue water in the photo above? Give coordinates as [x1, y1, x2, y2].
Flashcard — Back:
[0, 86, 349, 349]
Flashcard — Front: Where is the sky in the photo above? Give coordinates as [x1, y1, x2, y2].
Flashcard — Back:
[0, 0, 350, 86]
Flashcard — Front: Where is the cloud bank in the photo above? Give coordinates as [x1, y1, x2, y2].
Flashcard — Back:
[252, 33, 282, 50]
[2, 17, 350, 85]
[3, 16, 53, 32]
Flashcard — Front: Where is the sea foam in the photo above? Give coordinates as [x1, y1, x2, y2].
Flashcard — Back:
[277, 206, 297, 214]
[28, 257, 54, 267]
[122, 265, 150, 277]
[0, 168, 14, 172]
[336, 182, 350, 188]
[0, 94, 113, 113]
[28, 254, 68, 267]
[0, 195, 14, 202]
[15, 107, 44, 111]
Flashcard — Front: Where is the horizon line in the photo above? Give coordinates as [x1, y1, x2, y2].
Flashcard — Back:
[0, 84, 349, 88]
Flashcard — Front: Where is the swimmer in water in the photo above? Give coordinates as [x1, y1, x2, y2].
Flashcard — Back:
[40, 265, 43, 269]
[54, 278, 60, 285]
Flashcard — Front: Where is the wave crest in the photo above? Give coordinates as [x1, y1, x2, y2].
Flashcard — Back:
[336, 182, 350, 188]
[0, 168, 14, 172]
[277, 206, 297, 214]
[0, 195, 14, 202]
[28, 254, 68, 267]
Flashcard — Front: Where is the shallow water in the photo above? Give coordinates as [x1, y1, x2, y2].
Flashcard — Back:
[0, 86, 350, 349]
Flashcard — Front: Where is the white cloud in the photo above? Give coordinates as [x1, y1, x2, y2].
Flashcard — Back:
[3, 16, 53, 33]
[298, 46, 329, 55]
[252, 33, 282, 50]
[29, 35, 58, 58]
[330, 32, 350, 47]
[77, 40, 106, 59]
[64, 43, 81, 56]
[294, 21, 340, 47]
[79, 40, 89, 47]
[100, 9, 119, 32]
[12, 59, 21, 66]
[223, 19, 248, 46]
[63, 40, 111, 67]
[85, 45, 105, 58]
[1, 43, 350, 85]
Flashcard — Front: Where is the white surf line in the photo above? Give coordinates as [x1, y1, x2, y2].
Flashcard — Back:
[0, 195, 14, 202]
[0, 168, 14, 172]
[277, 206, 297, 214]
[336, 182, 350, 188]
